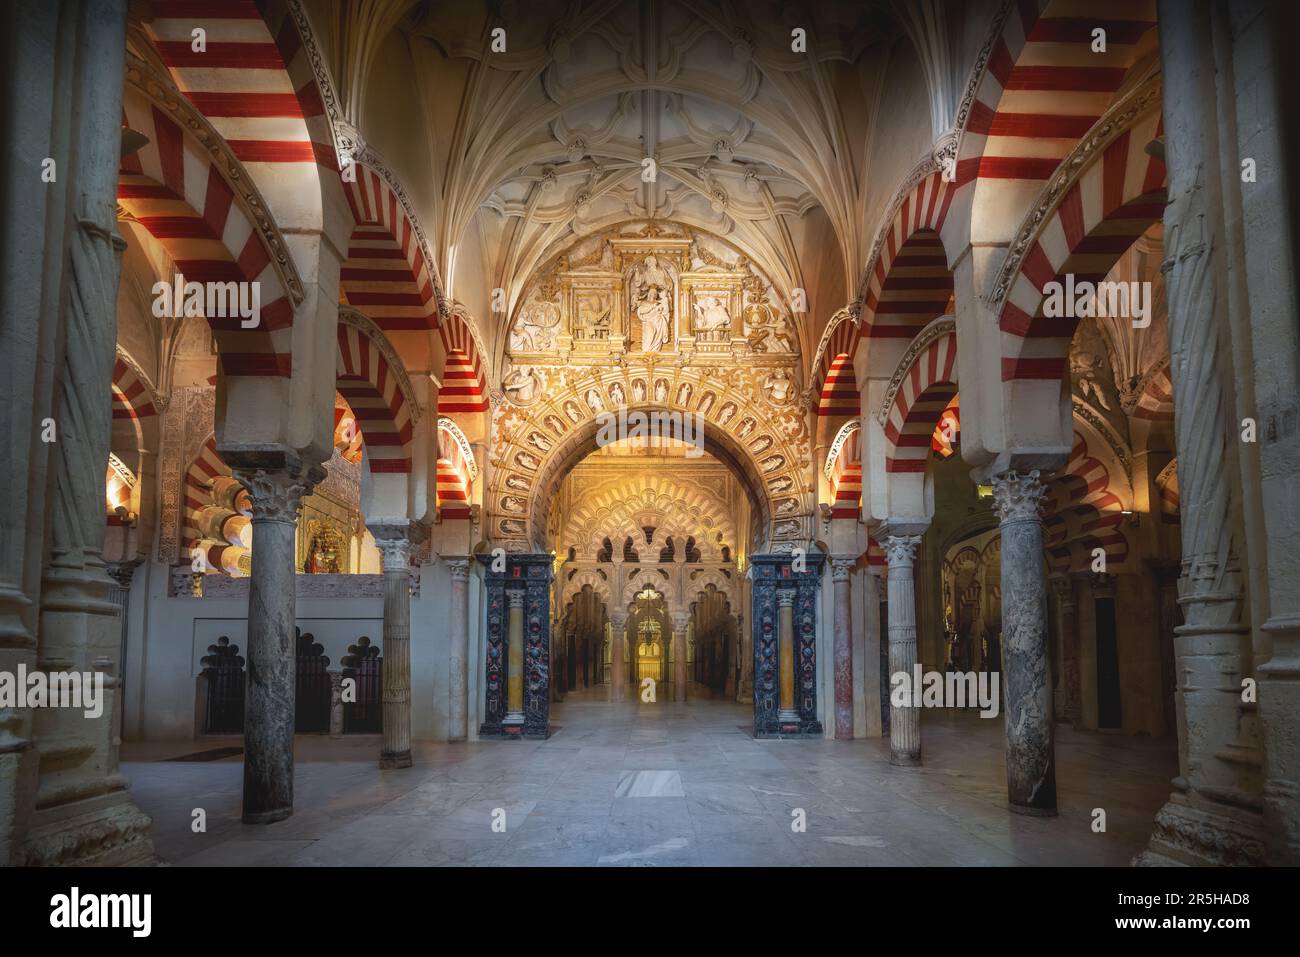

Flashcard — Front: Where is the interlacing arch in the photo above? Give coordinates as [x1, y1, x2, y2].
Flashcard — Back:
[560, 568, 614, 608]
[111, 349, 160, 424]
[118, 79, 298, 377]
[881, 319, 959, 474]
[436, 418, 477, 520]
[437, 308, 490, 415]
[559, 474, 737, 561]
[809, 305, 858, 415]
[826, 420, 862, 520]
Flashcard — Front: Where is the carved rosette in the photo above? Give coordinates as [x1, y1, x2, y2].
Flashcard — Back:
[233, 462, 326, 525]
[990, 470, 1049, 526]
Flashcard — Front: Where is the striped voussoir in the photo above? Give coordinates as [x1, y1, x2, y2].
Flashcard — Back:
[861, 173, 956, 341]
[1044, 431, 1129, 573]
[119, 84, 293, 377]
[810, 310, 858, 411]
[817, 353, 859, 417]
[336, 323, 413, 473]
[111, 356, 158, 422]
[827, 426, 861, 520]
[436, 421, 473, 520]
[930, 394, 960, 458]
[999, 108, 1166, 382]
[181, 436, 231, 557]
[883, 326, 958, 474]
[957, 0, 1157, 212]
[437, 315, 488, 414]
[1134, 363, 1174, 422]
[342, 166, 438, 331]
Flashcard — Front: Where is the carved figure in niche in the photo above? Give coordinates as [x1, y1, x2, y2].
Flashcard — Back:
[762, 369, 793, 404]
[750, 435, 772, 454]
[1070, 350, 1113, 411]
[585, 388, 604, 413]
[527, 432, 551, 452]
[717, 403, 736, 426]
[776, 499, 797, 515]
[632, 379, 646, 403]
[737, 418, 755, 439]
[575, 293, 612, 339]
[506, 474, 531, 492]
[516, 451, 540, 470]
[692, 295, 732, 341]
[564, 400, 583, 423]
[499, 519, 526, 535]
[610, 382, 625, 406]
[698, 392, 715, 416]
[501, 495, 526, 513]
[775, 520, 800, 536]
[545, 414, 565, 435]
[510, 298, 561, 351]
[677, 382, 692, 405]
[654, 379, 668, 403]
[769, 475, 793, 492]
[502, 364, 544, 404]
[629, 255, 674, 352]
[760, 455, 783, 472]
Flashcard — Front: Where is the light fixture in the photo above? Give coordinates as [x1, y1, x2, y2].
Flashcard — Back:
[1121, 509, 1140, 527]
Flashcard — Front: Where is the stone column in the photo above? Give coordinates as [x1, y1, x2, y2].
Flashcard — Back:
[735, 612, 751, 703]
[608, 611, 626, 702]
[831, 558, 855, 740]
[447, 558, 470, 742]
[1051, 576, 1081, 726]
[372, 527, 413, 769]
[724, 614, 738, 699]
[505, 589, 526, 726]
[991, 471, 1056, 815]
[884, 535, 922, 765]
[673, 612, 690, 702]
[777, 593, 798, 724]
[234, 461, 325, 824]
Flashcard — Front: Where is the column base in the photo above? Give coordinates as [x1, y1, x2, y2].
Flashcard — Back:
[890, 752, 922, 767]
[242, 806, 293, 826]
[22, 791, 156, 865]
[379, 750, 412, 770]
[1008, 802, 1057, 818]
[1133, 791, 1266, 866]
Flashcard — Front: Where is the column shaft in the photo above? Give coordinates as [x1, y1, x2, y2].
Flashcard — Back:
[375, 531, 412, 769]
[884, 536, 922, 765]
[609, 616, 626, 701]
[448, 559, 470, 741]
[674, 616, 689, 702]
[506, 590, 525, 723]
[777, 594, 797, 721]
[832, 559, 854, 740]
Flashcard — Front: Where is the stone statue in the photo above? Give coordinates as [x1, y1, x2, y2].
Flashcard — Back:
[630, 255, 673, 352]
[692, 295, 731, 341]
[502, 365, 543, 404]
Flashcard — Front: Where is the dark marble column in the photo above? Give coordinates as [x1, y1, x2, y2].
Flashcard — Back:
[609, 611, 627, 702]
[991, 470, 1057, 815]
[1051, 575, 1081, 726]
[884, 534, 922, 765]
[447, 558, 470, 742]
[233, 461, 324, 824]
[673, 612, 690, 702]
[831, 558, 855, 739]
[372, 526, 414, 769]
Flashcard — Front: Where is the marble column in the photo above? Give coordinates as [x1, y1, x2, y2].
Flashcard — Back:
[724, 614, 737, 699]
[447, 558, 470, 742]
[991, 471, 1056, 815]
[673, 613, 690, 702]
[609, 612, 627, 702]
[884, 535, 922, 765]
[831, 558, 855, 740]
[372, 527, 414, 769]
[735, 612, 751, 703]
[505, 590, 526, 726]
[234, 461, 325, 824]
[1051, 575, 1081, 726]
[777, 593, 798, 724]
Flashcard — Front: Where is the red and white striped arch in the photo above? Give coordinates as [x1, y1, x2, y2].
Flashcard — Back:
[336, 324, 414, 473]
[883, 327, 959, 473]
[341, 165, 439, 331]
[999, 108, 1166, 382]
[817, 354, 859, 417]
[438, 313, 489, 414]
[144, 0, 336, 202]
[1043, 430, 1129, 572]
[106, 455, 136, 525]
[119, 86, 294, 376]
[826, 422, 861, 520]
[957, 0, 1158, 242]
[931, 394, 961, 458]
[810, 309, 856, 405]
[436, 419, 476, 521]
[111, 354, 159, 423]
[861, 172, 957, 341]
[1134, 362, 1174, 422]
[182, 436, 231, 556]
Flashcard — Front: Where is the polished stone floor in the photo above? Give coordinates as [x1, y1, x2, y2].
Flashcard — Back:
[122, 685, 1177, 866]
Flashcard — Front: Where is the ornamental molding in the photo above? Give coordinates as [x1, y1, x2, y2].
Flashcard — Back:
[1071, 398, 1133, 477]
[123, 55, 305, 307]
[115, 344, 168, 412]
[854, 151, 944, 311]
[806, 303, 858, 385]
[339, 305, 423, 422]
[987, 69, 1164, 312]
[823, 419, 861, 481]
[874, 316, 956, 425]
[436, 416, 480, 481]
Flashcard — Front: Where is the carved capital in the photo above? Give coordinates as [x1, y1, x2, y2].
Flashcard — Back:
[883, 534, 922, 567]
[233, 462, 325, 525]
[990, 470, 1048, 525]
[507, 589, 526, 609]
[776, 591, 795, 609]
[830, 558, 855, 582]
[374, 537, 411, 572]
[447, 558, 471, 583]
[671, 613, 692, 632]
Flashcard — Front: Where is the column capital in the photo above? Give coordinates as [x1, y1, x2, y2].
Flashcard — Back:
[776, 591, 795, 608]
[830, 558, 855, 581]
[507, 589, 526, 609]
[446, 557, 471, 582]
[233, 460, 326, 525]
[882, 534, 922, 567]
[105, 560, 140, 589]
[608, 611, 628, 629]
[671, 612, 691, 631]
[990, 469, 1049, 525]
